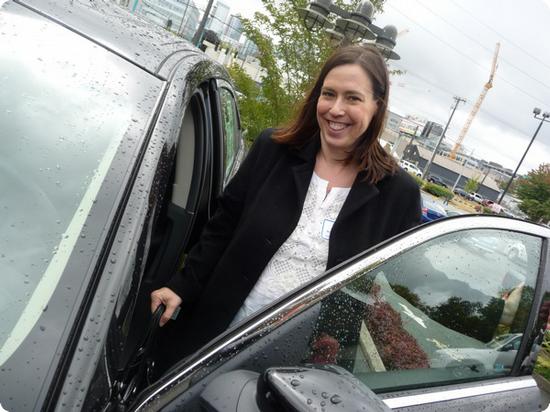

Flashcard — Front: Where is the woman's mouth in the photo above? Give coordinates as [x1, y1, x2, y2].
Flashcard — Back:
[327, 120, 348, 131]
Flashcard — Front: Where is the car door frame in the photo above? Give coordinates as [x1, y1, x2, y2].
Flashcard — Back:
[130, 216, 550, 411]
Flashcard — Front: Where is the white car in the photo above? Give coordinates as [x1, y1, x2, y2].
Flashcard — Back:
[431, 334, 522, 376]
[399, 160, 422, 177]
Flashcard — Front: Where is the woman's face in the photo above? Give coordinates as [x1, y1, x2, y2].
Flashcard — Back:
[316, 63, 379, 158]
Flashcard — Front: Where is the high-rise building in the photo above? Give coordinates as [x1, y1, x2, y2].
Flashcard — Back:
[420, 121, 444, 150]
[224, 14, 243, 42]
[130, 0, 200, 41]
[238, 38, 259, 60]
[206, 1, 230, 35]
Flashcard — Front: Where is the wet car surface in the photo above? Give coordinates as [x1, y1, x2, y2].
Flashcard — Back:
[1, 0, 244, 410]
[3, 2, 550, 412]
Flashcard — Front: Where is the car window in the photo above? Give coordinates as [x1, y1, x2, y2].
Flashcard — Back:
[0, 5, 163, 365]
[306, 229, 541, 391]
[154, 226, 544, 411]
[219, 87, 240, 180]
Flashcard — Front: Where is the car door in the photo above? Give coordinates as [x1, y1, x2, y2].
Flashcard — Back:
[131, 216, 550, 411]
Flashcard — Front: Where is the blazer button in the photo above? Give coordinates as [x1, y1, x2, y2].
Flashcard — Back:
[265, 237, 273, 245]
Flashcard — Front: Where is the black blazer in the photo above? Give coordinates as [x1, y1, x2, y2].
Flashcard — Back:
[164, 128, 421, 358]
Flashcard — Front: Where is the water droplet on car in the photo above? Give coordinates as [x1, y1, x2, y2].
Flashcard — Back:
[330, 395, 342, 404]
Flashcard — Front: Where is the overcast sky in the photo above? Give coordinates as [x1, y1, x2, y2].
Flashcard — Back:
[197, 0, 550, 174]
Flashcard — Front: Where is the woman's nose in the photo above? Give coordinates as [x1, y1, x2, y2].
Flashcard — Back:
[328, 97, 345, 116]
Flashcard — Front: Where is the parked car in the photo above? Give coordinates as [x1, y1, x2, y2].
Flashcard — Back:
[399, 159, 422, 177]
[3, 2, 550, 412]
[427, 175, 448, 188]
[432, 333, 522, 376]
[468, 192, 484, 203]
[0, 0, 246, 410]
[482, 199, 504, 214]
[454, 187, 468, 197]
[421, 193, 448, 222]
[132, 218, 550, 412]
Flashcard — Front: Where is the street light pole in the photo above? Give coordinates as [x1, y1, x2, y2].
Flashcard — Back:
[497, 108, 550, 204]
[421, 96, 466, 180]
[192, 0, 214, 46]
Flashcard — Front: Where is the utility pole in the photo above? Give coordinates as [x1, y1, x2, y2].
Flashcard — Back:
[422, 96, 466, 180]
[192, 0, 214, 47]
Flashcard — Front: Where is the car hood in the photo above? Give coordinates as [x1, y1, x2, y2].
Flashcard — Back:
[9, 0, 200, 77]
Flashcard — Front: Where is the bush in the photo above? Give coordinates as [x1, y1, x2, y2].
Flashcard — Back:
[423, 183, 454, 199]
[411, 173, 425, 188]
[482, 206, 494, 214]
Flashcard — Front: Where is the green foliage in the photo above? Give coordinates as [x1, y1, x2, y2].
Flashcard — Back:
[227, 64, 266, 146]
[232, 0, 386, 142]
[411, 174, 425, 188]
[464, 177, 480, 193]
[423, 182, 453, 199]
[515, 163, 550, 223]
[481, 206, 493, 214]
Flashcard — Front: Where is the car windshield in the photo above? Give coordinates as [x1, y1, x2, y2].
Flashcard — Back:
[0, 5, 163, 365]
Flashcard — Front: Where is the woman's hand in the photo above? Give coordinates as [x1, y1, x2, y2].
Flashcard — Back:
[151, 287, 183, 327]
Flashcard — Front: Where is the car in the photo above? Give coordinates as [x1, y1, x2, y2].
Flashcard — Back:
[399, 159, 422, 177]
[468, 192, 484, 203]
[3, 2, 550, 412]
[454, 187, 468, 197]
[482, 199, 504, 214]
[131, 217, 550, 412]
[427, 175, 448, 188]
[421, 193, 448, 222]
[0, 0, 245, 410]
[432, 333, 522, 376]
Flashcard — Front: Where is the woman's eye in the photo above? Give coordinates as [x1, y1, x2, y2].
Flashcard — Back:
[321, 91, 334, 97]
[348, 95, 361, 102]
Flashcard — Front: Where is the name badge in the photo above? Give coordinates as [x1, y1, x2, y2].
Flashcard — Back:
[321, 219, 335, 240]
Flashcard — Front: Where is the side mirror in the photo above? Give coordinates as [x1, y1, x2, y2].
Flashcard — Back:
[200, 364, 391, 411]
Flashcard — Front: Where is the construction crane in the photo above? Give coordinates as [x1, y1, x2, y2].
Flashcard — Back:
[449, 42, 500, 160]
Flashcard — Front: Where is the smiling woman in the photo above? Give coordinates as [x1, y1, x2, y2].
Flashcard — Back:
[151, 45, 423, 371]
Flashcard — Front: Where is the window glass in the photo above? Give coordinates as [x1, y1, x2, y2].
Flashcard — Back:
[219, 87, 239, 177]
[306, 230, 541, 391]
[0, 6, 162, 365]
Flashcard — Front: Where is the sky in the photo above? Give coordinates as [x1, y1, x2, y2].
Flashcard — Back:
[196, 0, 550, 174]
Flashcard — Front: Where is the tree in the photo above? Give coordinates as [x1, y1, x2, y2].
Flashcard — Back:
[231, 0, 386, 143]
[464, 177, 480, 193]
[515, 163, 550, 223]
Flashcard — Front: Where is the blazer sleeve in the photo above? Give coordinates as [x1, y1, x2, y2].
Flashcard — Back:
[167, 129, 273, 303]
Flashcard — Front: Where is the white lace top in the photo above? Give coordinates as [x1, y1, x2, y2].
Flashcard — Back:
[230, 172, 351, 326]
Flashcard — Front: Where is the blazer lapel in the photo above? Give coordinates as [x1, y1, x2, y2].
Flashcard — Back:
[291, 136, 319, 205]
[337, 171, 380, 222]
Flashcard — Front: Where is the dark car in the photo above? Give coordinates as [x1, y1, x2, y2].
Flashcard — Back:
[3, 2, 550, 412]
[454, 187, 468, 197]
[0, 0, 245, 410]
[421, 193, 448, 222]
[130, 217, 550, 412]
[427, 175, 448, 188]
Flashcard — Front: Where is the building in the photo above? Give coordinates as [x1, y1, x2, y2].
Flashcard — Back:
[386, 111, 404, 133]
[206, 1, 230, 35]
[419, 121, 443, 150]
[224, 14, 243, 42]
[238, 38, 260, 60]
[129, 0, 200, 40]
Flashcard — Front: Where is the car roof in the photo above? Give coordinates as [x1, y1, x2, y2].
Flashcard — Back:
[8, 0, 205, 78]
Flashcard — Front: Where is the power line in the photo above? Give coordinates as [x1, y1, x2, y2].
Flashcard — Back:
[448, 0, 550, 74]
[414, 0, 550, 94]
[387, 3, 550, 107]
[391, 65, 534, 137]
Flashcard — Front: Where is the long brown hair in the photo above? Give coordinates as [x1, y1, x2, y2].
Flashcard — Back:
[272, 44, 397, 184]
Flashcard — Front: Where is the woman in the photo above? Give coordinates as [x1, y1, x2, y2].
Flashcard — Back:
[151, 44, 421, 365]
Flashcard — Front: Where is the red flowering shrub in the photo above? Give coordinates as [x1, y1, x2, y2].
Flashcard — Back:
[364, 285, 429, 370]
